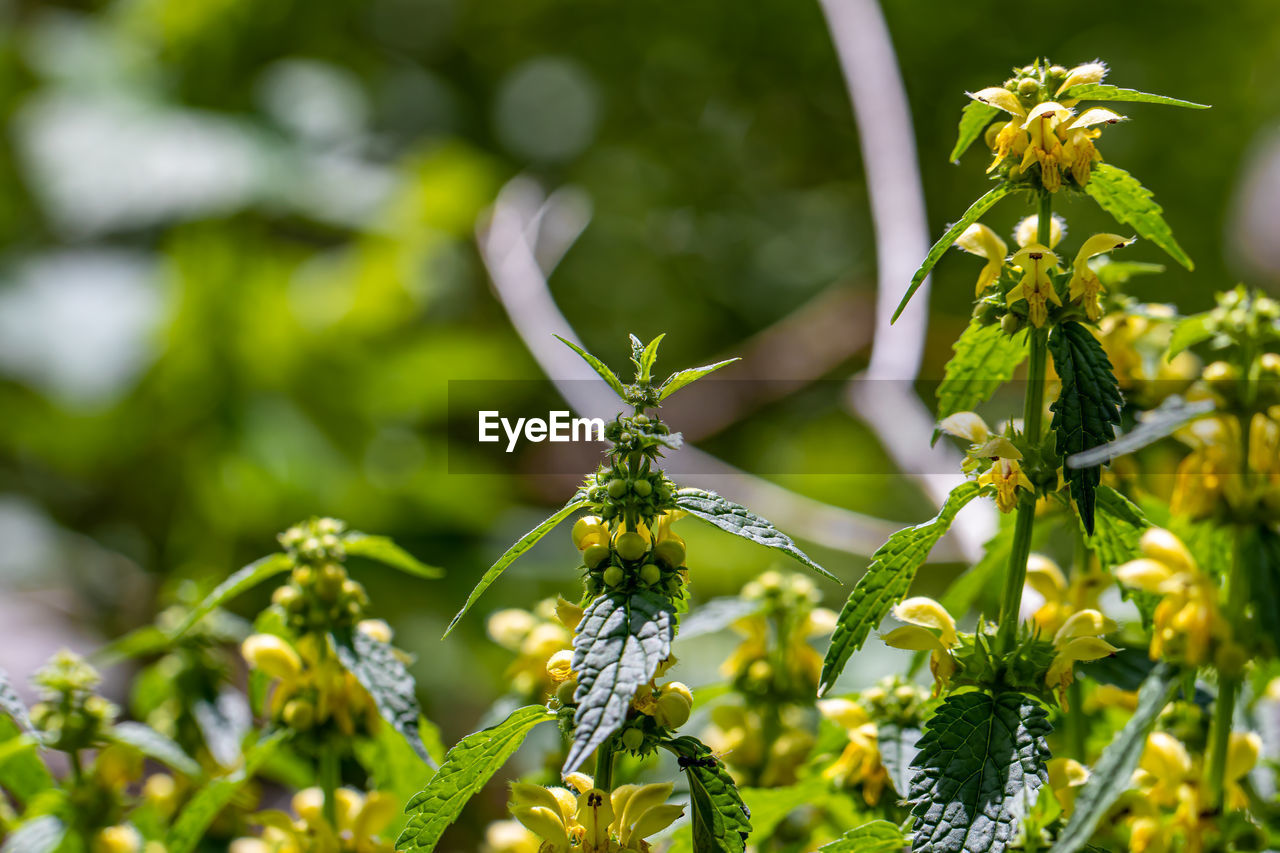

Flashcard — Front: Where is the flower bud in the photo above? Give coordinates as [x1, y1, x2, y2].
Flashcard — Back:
[632, 479, 653, 498]
[92, 825, 141, 853]
[621, 727, 645, 751]
[144, 773, 178, 815]
[241, 634, 302, 680]
[572, 516, 607, 550]
[488, 609, 536, 649]
[291, 565, 315, 587]
[1017, 78, 1039, 96]
[639, 563, 662, 586]
[283, 698, 315, 730]
[546, 650, 575, 683]
[603, 566, 624, 587]
[653, 538, 685, 569]
[1001, 313, 1023, 335]
[607, 479, 628, 499]
[615, 532, 649, 562]
[293, 788, 326, 826]
[357, 619, 393, 644]
[556, 680, 578, 706]
[1139, 528, 1195, 574]
[584, 544, 611, 570]
[655, 683, 693, 729]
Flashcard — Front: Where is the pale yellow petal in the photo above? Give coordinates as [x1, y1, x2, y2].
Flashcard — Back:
[938, 412, 991, 444]
[1057, 62, 1108, 95]
[1067, 107, 1126, 130]
[1053, 609, 1119, 645]
[1073, 234, 1135, 267]
[880, 625, 944, 653]
[817, 698, 870, 730]
[1115, 559, 1174, 593]
[892, 597, 957, 644]
[968, 87, 1025, 116]
[1022, 101, 1072, 128]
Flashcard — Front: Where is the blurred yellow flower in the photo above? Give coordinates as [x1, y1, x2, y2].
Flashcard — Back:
[818, 698, 891, 806]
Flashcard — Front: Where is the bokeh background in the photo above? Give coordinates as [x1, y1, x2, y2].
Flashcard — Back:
[1, 0, 1278, 843]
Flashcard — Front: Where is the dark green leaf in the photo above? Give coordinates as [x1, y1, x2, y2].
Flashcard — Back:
[892, 183, 1018, 324]
[331, 627, 433, 766]
[1, 815, 64, 853]
[909, 691, 1052, 853]
[0, 667, 33, 736]
[1066, 396, 1214, 469]
[666, 736, 752, 853]
[659, 358, 739, 401]
[951, 101, 1000, 163]
[565, 591, 675, 773]
[1058, 83, 1209, 109]
[555, 335, 628, 400]
[109, 721, 202, 777]
[936, 319, 1027, 420]
[341, 533, 444, 579]
[675, 488, 835, 580]
[819, 820, 907, 852]
[1167, 313, 1215, 359]
[166, 731, 285, 853]
[443, 496, 590, 637]
[1048, 322, 1124, 535]
[170, 552, 294, 640]
[1053, 663, 1180, 853]
[399, 706, 555, 853]
[820, 482, 987, 695]
[1084, 164, 1192, 270]
[878, 722, 921, 798]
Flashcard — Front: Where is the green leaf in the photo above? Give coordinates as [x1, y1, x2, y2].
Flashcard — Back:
[555, 335, 628, 400]
[630, 333, 665, 383]
[399, 706, 555, 853]
[192, 691, 252, 768]
[0, 716, 54, 803]
[166, 731, 285, 853]
[170, 552, 294, 640]
[878, 721, 921, 798]
[1066, 396, 1214, 469]
[666, 736, 752, 853]
[675, 597, 761, 640]
[737, 778, 828, 840]
[0, 667, 33, 736]
[1091, 259, 1164, 287]
[93, 625, 173, 664]
[357, 715, 441, 839]
[909, 690, 1052, 853]
[1058, 83, 1209, 110]
[1167, 313, 1215, 359]
[1086, 486, 1149, 569]
[951, 101, 1000, 163]
[1053, 663, 1180, 853]
[564, 591, 675, 773]
[820, 482, 987, 695]
[443, 496, 591, 637]
[1, 815, 64, 853]
[1048, 322, 1123, 535]
[936, 319, 1027, 420]
[341, 533, 444, 579]
[331, 627, 433, 766]
[1084, 164, 1192, 270]
[659, 358, 739, 401]
[109, 722, 202, 777]
[674, 488, 835, 581]
[892, 183, 1018, 324]
[819, 820, 908, 852]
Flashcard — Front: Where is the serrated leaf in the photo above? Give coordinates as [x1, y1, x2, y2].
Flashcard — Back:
[1084, 164, 1192, 270]
[936, 319, 1028, 419]
[565, 591, 675, 773]
[556, 335, 629, 400]
[820, 482, 987, 695]
[0, 815, 64, 853]
[819, 820, 907, 852]
[0, 667, 33, 736]
[1053, 663, 1180, 853]
[399, 706, 555, 852]
[0, 716, 53, 802]
[170, 552, 294, 640]
[951, 101, 1000, 163]
[109, 721, 202, 777]
[667, 736, 752, 853]
[166, 731, 285, 853]
[1058, 83, 1209, 110]
[1085, 486, 1149, 569]
[341, 533, 444, 579]
[674, 489, 835, 581]
[878, 722, 921, 798]
[892, 183, 1018, 324]
[909, 691, 1052, 853]
[1167, 313, 1215, 359]
[659, 358, 739, 401]
[331, 628, 433, 766]
[443, 496, 591, 637]
[1049, 322, 1123, 535]
[1066, 395, 1214, 469]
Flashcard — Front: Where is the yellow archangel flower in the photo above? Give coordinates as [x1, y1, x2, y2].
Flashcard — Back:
[954, 223, 1007, 297]
[1023, 553, 1108, 636]
[880, 597, 958, 692]
[231, 787, 398, 853]
[937, 412, 1031, 511]
[817, 698, 890, 806]
[1006, 244, 1061, 328]
[510, 778, 683, 853]
[1067, 234, 1136, 321]
[1044, 609, 1119, 707]
[1115, 528, 1226, 666]
[1014, 214, 1064, 250]
[1047, 757, 1090, 817]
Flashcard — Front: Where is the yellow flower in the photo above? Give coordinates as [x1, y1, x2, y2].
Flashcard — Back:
[1014, 214, 1064, 249]
[1024, 553, 1108, 637]
[92, 826, 142, 853]
[978, 456, 1034, 513]
[490, 599, 576, 697]
[880, 597, 958, 692]
[1067, 234, 1136, 321]
[954, 223, 1008, 296]
[1116, 529, 1226, 666]
[1058, 107, 1124, 185]
[235, 787, 396, 853]
[1006, 245, 1061, 328]
[1047, 757, 1089, 816]
[1044, 609, 1120, 707]
[1056, 62, 1109, 96]
[1019, 102, 1072, 192]
[818, 698, 890, 805]
[511, 779, 682, 853]
[482, 820, 541, 853]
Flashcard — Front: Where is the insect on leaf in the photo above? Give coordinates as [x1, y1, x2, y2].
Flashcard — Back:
[556, 335, 629, 400]
[936, 319, 1027, 420]
[1084, 164, 1192, 270]
[398, 706, 556, 853]
[564, 591, 675, 774]
[331, 627, 434, 766]
[820, 481, 987, 695]
[443, 496, 591, 638]
[341, 533, 444, 579]
[675, 488, 835, 581]
[951, 101, 1000, 163]
[666, 736, 752, 853]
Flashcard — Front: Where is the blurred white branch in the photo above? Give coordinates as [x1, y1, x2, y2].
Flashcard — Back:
[477, 177, 969, 561]
[820, 0, 994, 559]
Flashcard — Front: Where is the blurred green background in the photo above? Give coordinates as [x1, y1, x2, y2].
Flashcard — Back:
[0, 0, 1276, 835]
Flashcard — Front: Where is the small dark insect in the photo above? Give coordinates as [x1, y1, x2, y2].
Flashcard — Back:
[676, 754, 719, 769]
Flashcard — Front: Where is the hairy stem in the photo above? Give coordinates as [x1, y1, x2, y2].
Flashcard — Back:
[996, 193, 1053, 655]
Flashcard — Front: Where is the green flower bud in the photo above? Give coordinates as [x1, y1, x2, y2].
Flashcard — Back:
[615, 531, 649, 562]
[607, 479, 628, 499]
[283, 698, 315, 730]
[621, 727, 645, 751]
[556, 680, 578, 706]
[272, 585, 302, 610]
[632, 479, 653, 497]
[653, 539, 685, 569]
[639, 563, 662, 586]
[603, 566, 624, 587]
[584, 544, 611, 570]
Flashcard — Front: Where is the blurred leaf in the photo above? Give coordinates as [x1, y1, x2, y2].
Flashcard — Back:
[93, 626, 172, 665]
[0, 716, 53, 803]
[170, 553, 294, 640]
[192, 691, 252, 769]
[675, 597, 760, 640]
[342, 533, 444, 579]
[0, 667, 33, 736]
[951, 101, 1000, 163]
[166, 731, 285, 853]
[1066, 396, 1214, 469]
[818, 820, 906, 852]
[674, 489, 835, 580]
[331, 627, 433, 766]
[878, 721, 921, 797]
[1167, 313, 1215, 359]
[1084, 164, 1192, 270]
[936, 319, 1027, 420]
[109, 722, 202, 777]
[0, 815, 64, 853]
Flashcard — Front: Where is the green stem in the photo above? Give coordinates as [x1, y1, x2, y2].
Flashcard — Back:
[595, 739, 616, 791]
[1064, 529, 1089, 759]
[321, 749, 340, 828]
